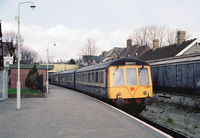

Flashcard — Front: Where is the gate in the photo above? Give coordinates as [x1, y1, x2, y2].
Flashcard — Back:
[38, 74, 43, 94]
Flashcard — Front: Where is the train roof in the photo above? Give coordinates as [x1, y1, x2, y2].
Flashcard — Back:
[60, 69, 76, 74]
[76, 57, 148, 73]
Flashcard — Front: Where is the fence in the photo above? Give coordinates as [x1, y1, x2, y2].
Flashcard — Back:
[0, 70, 8, 101]
[151, 61, 200, 95]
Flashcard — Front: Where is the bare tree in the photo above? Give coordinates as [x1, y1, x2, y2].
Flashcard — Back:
[20, 46, 39, 64]
[3, 30, 24, 63]
[79, 38, 99, 66]
[129, 25, 191, 47]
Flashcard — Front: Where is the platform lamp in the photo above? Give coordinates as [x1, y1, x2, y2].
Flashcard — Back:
[15, 1, 36, 110]
[46, 42, 56, 94]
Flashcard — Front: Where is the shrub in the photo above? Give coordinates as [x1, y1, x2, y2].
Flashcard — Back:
[25, 64, 39, 90]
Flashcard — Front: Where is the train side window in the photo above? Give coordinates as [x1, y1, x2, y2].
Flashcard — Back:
[100, 71, 104, 84]
[95, 72, 98, 83]
[92, 72, 95, 83]
[88, 73, 90, 83]
[113, 68, 124, 86]
[126, 68, 137, 85]
[139, 68, 149, 85]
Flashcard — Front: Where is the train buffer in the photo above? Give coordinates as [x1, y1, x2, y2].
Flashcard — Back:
[0, 85, 172, 138]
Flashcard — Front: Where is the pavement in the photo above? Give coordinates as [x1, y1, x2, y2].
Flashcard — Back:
[0, 85, 171, 138]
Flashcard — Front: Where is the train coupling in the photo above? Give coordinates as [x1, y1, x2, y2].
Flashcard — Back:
[144, 97, 153, 105]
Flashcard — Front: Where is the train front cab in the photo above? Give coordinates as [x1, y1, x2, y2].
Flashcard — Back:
[107, 65, 153, 110]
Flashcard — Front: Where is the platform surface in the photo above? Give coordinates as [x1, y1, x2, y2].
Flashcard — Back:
[0, 85, 171, 138]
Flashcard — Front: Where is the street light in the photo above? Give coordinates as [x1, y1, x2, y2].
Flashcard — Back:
[46, 42, 56, 94]
[15, 1, 36, 110]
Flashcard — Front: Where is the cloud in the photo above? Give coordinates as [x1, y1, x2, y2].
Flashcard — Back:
[3, 22, 128, 61]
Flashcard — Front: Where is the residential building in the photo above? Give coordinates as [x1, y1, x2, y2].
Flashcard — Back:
[138, 31, 200, 95]
[79, 55, 102, 67]
[101, 47, 125, 62]
[120, 39, 151, 58]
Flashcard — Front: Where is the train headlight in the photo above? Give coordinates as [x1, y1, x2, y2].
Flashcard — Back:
[143, 91, 147, 95]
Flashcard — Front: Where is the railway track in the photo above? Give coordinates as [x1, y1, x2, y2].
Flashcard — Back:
[87, 92, 190, 138]
[137, 115, 189, 138]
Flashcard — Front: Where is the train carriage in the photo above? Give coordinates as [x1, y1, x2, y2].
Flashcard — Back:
[50, 72, 60, 85]
[59, 69, 76, 89]
[50, 57, 153, 113]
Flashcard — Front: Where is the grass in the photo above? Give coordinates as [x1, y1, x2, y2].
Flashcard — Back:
[8, 88, 40, 94]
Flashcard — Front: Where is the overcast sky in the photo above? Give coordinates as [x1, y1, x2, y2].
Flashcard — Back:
[0, 0, 200, 62]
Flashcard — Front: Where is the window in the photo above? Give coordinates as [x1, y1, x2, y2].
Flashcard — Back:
[88, 73, 90, 83]
[113, 68, 124, 86]
[139, 68, 149, 85]
[95, 72, 98, 83]
[100, 71, 104, 83]
[92, 72, 95, 83]
[126, 68, 137, 85]
[6, 61, 9, 65]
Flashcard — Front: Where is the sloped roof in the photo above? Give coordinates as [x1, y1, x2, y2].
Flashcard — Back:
[120, 45, 151, 58]
[107, 47, 125, 57]
[9, 64, 54, 70]
[139, 38, 196, 61]
[82, 55, 102, 63]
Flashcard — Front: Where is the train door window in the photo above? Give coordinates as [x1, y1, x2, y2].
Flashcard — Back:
[126, 68, 137, 85]
[113, 68, 124, 86]
[139, 68, 149, 85]
[95, 72, 98, 83]
[85, 73, 88, 83]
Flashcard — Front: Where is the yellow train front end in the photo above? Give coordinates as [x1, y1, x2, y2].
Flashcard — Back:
[107, 65, 153, 112]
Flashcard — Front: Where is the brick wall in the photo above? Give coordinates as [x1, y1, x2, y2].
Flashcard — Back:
[10, 68, 47, 89]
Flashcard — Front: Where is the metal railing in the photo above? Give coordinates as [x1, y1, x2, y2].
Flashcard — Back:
[0, 70, 8, 101]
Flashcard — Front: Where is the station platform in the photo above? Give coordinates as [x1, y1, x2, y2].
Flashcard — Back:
[0, 85, 171, 138]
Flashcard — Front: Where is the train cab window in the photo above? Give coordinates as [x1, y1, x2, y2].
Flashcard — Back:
[126, 68, 137, 85]
[113, 68, 124, 86]
[139, 68, 149, 85]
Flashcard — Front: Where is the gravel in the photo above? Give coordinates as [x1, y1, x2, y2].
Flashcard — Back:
[141, 101, 200, 138]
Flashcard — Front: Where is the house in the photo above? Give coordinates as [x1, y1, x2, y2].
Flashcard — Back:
[101, 47, 125, 62]
[79, 55, 102, 67]
[120, 39, 151, 58]
[138, 31, 200, 95]
[0, 42, 13, 70]
[9, 64, 54, 89]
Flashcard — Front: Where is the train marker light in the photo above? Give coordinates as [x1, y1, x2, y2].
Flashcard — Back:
[143, 91, 147, 95]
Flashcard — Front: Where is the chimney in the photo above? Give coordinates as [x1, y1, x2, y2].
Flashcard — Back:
[177, 31, 185, 46]
[127, 39, 132, 48]
[153, 39, 159, 51]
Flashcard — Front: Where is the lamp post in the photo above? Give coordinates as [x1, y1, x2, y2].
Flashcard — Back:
[15, 1, 36, 110]
[46, 42, 56, 94]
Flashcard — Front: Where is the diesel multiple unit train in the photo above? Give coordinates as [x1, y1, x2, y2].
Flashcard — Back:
[50, 57, 153, 113]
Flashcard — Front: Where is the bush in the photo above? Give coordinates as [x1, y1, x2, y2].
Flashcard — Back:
[25, 64, 39, 90]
